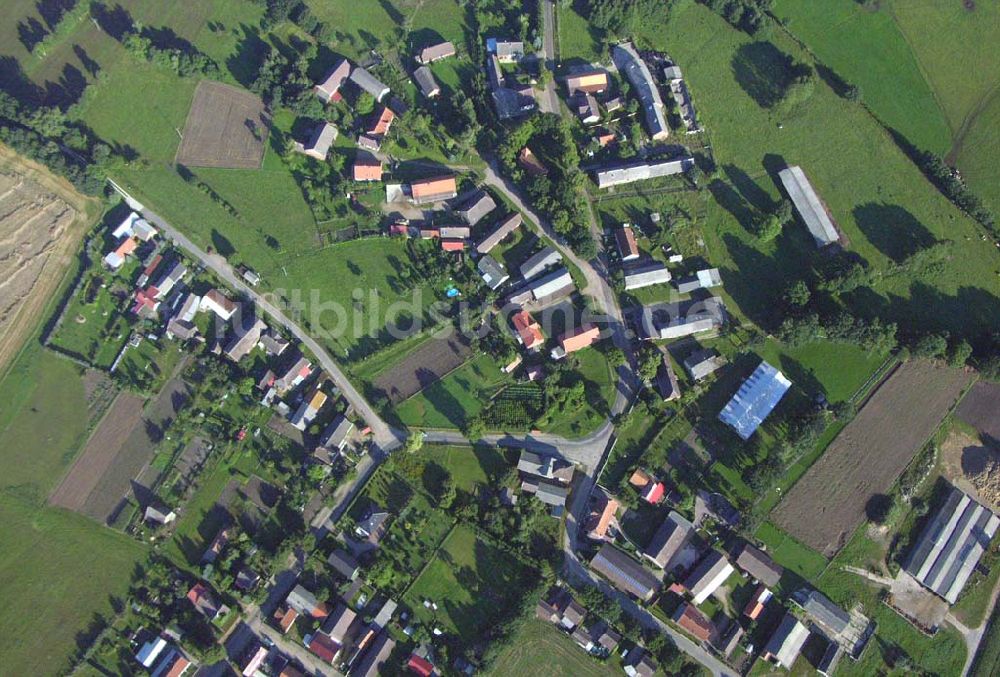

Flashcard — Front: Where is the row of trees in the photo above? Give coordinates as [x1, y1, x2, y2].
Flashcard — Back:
[699, 0, 775, 35]
[121, 25, 220, 78]
[0, 91, 115, 194]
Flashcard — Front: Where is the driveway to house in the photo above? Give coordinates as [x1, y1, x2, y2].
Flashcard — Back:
[538, 0, 561, 115]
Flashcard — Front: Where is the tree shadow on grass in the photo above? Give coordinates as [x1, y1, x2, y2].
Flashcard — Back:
[852, 202, 939, 263]
[211, 229, 235, 258]
[723, 164, 777, 212]
[708, 178, 757, 235]
[731, 41, 794, 109]
[226, 24, 268, 88]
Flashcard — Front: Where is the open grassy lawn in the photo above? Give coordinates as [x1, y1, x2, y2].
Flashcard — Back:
[485, 618, 620, 677]
[771, 0, 951, 154]
[773, 0, 1000, 216]
[646, 3, 1000, 347]
[0, 495, 145, 676]
[403, 524, 533, 643]
[413, 444, 508, 493]
[754, 339, 887, 404]
[754, 521, 827, 583]
[408, 0, 472, 50]
[557, 3, 605, 65]
[397, 354, 507, 429]
[0, 344, 145, 675]
[815, 526, 967, 677]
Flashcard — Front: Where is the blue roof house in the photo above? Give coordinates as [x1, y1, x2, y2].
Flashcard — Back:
[718, 361, 791, 440]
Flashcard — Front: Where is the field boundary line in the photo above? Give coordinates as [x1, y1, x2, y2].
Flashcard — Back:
[398, 519, 460, 600]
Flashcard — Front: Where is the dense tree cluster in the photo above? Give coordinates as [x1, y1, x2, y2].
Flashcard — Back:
[249, 43, 314, 108]
[583, 0, 664, 37]
[750, 198, 793, 242]
[699, 0, 774, 35]
[121, 25, 220, 78]
[499, 114, 595, 256]
[0, 91, 114, 194]
[918, 151, 997, 235]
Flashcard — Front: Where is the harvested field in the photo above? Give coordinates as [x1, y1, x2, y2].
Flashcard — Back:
[175, 81, 270, 169]
[0, 146, 97, 374]
[772, 361, 972, 557]
[49, 376, 191, 523]
[956, 381, 1000, 442]
[372, 334, 472, 403]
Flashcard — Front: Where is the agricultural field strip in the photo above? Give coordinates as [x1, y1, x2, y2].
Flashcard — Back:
[772, 361, 973, 557]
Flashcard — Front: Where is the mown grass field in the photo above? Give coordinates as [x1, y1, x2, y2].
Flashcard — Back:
[557, 2, 605, 65]
[485, 618, 620, 677]
[412, 444, 508, 493]
[754, 521, 827, 582]
[645, 2, 1000, 347]
[397, 353, 506, 429]
[0, 345, 145, 675]
[403, 524, 533, 643]
[773, 0, 1000, 218]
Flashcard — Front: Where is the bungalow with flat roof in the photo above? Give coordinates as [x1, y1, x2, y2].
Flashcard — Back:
[478, 255, 509, 290]
[904, 485, 1000, 603]
[457, 190, 497, 225]
[410, 176, 458, 203]
[611, 42, 668, 140]
[520, 246, 562, 280]
[302, 122, 338, 161]
[595, 157, 694, 189]
[673, 602, 717, 643]
[625, 262, 671, 290]
[413, 66, 440, 98]
[615, 225, 640, 261]
[349, 67, 390, 101]
[640, 297, 726, 340]
[590, 544, 662, 601]
[315, 59, 351, 102]
[565, 69, 609, 95]
[225, 316, 267, 362]
[764, 612, 810, 669]
[318, 414, 354, 452]
[735, 543, 784, 588]
[718, 361, 792, 440]
[353, 153, 383, 182]
[512, 310, 544, 350]
[439, 225, 471, 239]
[684, 349, 726, 382]
[553, 324, 600, 359]
[476, 212, 521, 254]
[778, 165, 841, 248]
[644, 511, 696, 572]
[417, 41, 456, 64]
[290, 388, 328, 431]
[682, 550, 735, 605]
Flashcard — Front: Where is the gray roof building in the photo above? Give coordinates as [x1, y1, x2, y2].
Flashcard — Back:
[533, 481, 570, 507]
[457, 190, 497, 225]
[225, 316, 267, 362]
[798, 589, 850, 637]
[327, 548, 360, 580]
[487, 53, 504, 89]
[315, 59, 352, 102]
[490, 39, 524, 62]
[520, 246, 563, 280]
[590, 544, 662, 601]
[439, 225, 471, 239]
[413, 66, 440, 98]
[322, 602, 358, 644]
[594, 157, 694, 189]
[656, 347, 681, 402]
[318, 414, 355, 451]
[349, 67, 390, 102]
[625, 262, 672, 290]
[477, 255, 510, 290]
[719, 361, 792, 440]
[764, 612, 809, 669]
[904, 485, 1000, 603]
[778, 166, 840, 247]
[684, 349, 726, 381]
[476, 212, 522, 254]
[640, 297, 726, 340]
[417, 41, 456, 64]
[371, 598, 397, 630]
[303, 121, 338, 161]
[517, 449, 573, 483]
[682, 550, 735, 605]
[286, 584, 323, 616]
[352, 632, 395, 677]
[611, 42, 669, 140]
[492, 86, 536, 119]
[735, 544, 784, 588]
[528, 267, 574, 301]
[643, 511, 695, 571]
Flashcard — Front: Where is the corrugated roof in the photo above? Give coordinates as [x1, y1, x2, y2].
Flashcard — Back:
[520, 247, 562, 280]
[590, 544, 662, 600]
[476, 212, 521, 253]
[595, 157, 694, 189]
[778, 166, 840, 247]
[718, 361, 791, 440]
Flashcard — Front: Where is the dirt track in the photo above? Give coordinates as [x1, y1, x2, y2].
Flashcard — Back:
[0, 145, 98, 375]
[772, 361, 972, 557]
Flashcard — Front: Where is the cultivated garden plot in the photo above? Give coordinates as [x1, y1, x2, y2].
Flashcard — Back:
[772, 360, 972, 557]
[175, 81, 270, 169]
[372, 334, 472, 403]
